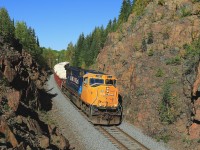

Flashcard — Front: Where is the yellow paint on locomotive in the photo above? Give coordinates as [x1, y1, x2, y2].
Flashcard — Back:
[81, 73, 118, 108]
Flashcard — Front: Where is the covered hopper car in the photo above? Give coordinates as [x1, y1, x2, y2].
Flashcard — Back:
[54, 62, 122, 125]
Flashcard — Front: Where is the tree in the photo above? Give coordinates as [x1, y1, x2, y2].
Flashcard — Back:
[73, 33, 85, 67]
[118, 0, 132, 26]
[132, 0, 151, 16]
[0, 7, 15, 42]
[15, 21, 40, 57]
[66, 42, 75, 63]
[112, 17, 118, 32]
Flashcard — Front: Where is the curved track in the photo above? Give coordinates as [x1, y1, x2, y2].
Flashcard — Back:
[95, 126, 149, 150]
[59, 82, 150, 150]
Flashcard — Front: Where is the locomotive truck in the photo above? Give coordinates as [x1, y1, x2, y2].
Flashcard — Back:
[54, 62, 122, 125]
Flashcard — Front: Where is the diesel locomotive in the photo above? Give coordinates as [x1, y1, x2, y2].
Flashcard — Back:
[54, 62, 122, 125]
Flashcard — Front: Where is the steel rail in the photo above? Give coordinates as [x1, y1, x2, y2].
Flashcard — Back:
[95, 126, 150, 150]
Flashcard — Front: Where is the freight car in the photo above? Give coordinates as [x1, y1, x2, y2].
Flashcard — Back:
[53, 62, 69, 88]
[54, 62, 122, 125]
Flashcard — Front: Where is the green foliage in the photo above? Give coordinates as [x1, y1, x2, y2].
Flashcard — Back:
[192, 0, 200, 2]
[15, 22, 39, 54]
[197, 139, 200, 143]
[41, 47, 60, 68]
[0, 98, 10, 113]
[182, 137, 192, 145]
[179, 5, 192, 18]
[65, 42, 75, 63]
[147, 31, 153, 44]
[156, 134, 170, 143]
[147, 49, 154, 56]
[15, 21, 48, 68]
[132, 0, 151, 17]
[184, 37, 200, 58]
[65, 1, 135, 68]
[155, 68, 164, 77]
[135, 87, 144, 96]
[158, 81, 178, 124]
[183, 37, 200, 76]
[0, 76, 9, 86]
[166, 56, 181, 65]
[0, 7, 15, 42]
[70, 26, 107, 68]
[118, 0, 132, 26]
[163, 32, 169, 40]
[131, 17, 138, 28]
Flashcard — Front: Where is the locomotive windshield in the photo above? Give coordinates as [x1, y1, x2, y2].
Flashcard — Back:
[106, 79, 116, 87]
[90, 78, 104, 86]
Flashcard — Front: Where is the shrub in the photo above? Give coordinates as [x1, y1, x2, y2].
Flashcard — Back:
[179, 5, 192, 18]
[163, 32, 169, 40]
[147, 32, 153, 44]
[158, 81, 178, 124]
[155, 68, 164, 77]
[147, 49, 154, 56]
[156, 134, 171, 143]
[166, 56, 181, 65]
[183, 36, 200, 75]
[132, 0, 152, 17]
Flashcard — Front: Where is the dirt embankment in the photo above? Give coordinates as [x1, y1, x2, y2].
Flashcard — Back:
[96, 0, 200, 149]
[0, 36, 70, 149]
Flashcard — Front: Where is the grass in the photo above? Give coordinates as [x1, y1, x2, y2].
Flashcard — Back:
[166, 56, 181, 65]
[155, 68, 164, 77]
[156, 134, 171, 143]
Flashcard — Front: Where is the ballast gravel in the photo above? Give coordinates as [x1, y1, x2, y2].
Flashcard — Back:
[47, 75, 172, 150]
[47, 75, 117, 150]
[119, 122, 172, 150]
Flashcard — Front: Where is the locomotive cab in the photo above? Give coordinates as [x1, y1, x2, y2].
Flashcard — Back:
[81, 73, 119, 108]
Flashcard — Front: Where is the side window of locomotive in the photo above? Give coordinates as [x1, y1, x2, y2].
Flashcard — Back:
[106, 79, 116, 87]
[83, 77, 88, 85]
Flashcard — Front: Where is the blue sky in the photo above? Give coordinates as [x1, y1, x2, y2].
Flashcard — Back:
[0, 0, 122, 50]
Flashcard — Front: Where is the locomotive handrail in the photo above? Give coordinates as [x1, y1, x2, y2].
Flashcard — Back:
[91, 87, 99, 105]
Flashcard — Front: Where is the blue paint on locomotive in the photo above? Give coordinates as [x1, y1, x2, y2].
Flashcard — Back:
[65, 66, 86, 95]
[65, 64, 104, 95]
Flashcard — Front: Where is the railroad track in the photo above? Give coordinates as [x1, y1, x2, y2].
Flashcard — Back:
[60, 85, 149, 150]
[95, 126, 149, 150]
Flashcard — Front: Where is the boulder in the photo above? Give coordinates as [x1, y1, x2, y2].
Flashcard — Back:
[38, 135, 49, 149]
[0, 119, 18, 147]
[6, 90, 21, 111]
[51, 134, 70, 150]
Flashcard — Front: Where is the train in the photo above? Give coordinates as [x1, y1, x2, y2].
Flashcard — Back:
[53, 62, 122, 125]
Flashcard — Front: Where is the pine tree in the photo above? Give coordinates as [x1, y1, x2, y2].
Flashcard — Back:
[15, 22, 39, 55]
[83, 34, 93, 67]
[0, 8, 15, 42]
[112, 17, 118, 32]
[118, 0, 132, 26]
[73, 33, 85, 67]
[66, 42, 75, 63]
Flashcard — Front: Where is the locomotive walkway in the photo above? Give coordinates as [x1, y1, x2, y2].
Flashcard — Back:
[46, 75, 171, 150]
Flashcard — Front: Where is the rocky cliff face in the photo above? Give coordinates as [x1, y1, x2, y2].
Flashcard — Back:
[0, 37, 69, 149]
[97, 0, 200, 149]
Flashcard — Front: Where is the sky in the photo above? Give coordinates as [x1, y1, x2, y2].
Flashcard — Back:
[0, 0, 122, 50]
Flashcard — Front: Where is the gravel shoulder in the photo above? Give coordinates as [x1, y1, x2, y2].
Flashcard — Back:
[46, 75, 117, 150]
[46, 75, 173, 150]
[119, 122, 172, 150]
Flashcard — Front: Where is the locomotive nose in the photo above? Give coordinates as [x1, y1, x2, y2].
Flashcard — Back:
[97, 86, 118, 107]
